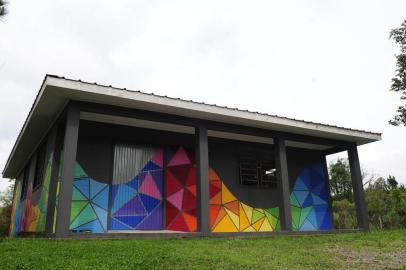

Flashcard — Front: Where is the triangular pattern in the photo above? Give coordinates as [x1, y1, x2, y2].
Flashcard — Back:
[290, 162, 332, 231]
[167, 147, 191, 166]
[139, 173, 162, 200]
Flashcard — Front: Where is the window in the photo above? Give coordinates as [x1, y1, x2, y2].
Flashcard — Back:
[21, 164, 30, 199]
[33, 143, 46, 189]
[239, 147, 277, 188]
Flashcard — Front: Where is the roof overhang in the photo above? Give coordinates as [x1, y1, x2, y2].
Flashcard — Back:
[2, 75, 382, 178]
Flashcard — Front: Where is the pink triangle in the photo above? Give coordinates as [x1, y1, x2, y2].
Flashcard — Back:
[168, 147, 191, 167]
[152, 150, 163, 167]
[167, 188, 184, 210]
[139, 173, 162, 200]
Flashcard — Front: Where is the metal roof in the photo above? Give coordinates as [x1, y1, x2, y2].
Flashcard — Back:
[2, 74, 382, 178]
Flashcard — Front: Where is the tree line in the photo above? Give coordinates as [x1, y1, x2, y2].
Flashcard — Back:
[329, 158, 406, 230]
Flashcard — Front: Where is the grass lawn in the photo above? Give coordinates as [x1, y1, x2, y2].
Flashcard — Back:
[0, 230, 406, 270]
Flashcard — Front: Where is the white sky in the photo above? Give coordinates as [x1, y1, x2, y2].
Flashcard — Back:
[1, 0, 406, 192]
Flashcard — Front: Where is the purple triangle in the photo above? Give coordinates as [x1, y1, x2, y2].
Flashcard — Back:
[136, 206, 163, 230]
[150, 170, 163, 194]
[114, 195, 147, 216]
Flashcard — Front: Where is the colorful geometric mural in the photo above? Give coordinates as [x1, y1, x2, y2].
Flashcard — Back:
[9, 180, 22, 236]
[70, 163, 109, 233]
[209, 168, 280, 232]
[165, 147, 197, 232]
[290, 162, 332, 231]
[111, 149, 164, 230]
[52, 151, 63, 233]
[20, 153, 54, 233]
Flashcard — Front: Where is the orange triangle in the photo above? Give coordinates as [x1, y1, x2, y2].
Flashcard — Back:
[239, 203, 250, 231]
[212, 206, 227, 229]
[186, 185, 196, 196]
[183, 212, 197, 232]
[252, 218, 265, 232]
[210, 205, 221, 228]
[212, 213, 238, 232]
[221, 183, 237, 204]
[209, 168, 220, 181]
[210, 191, 222, 205]
[211, 180, 221, 189]
[224, 201, 239, 215]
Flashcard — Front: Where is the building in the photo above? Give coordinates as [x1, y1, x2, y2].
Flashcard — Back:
[3, 75, 381, 238]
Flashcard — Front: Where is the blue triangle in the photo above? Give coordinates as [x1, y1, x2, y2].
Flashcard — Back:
[115, 215, 145, 229]
[315, 205, 330, 225]
[300, 168, 312, 188]
[111, 218, 132, 230]
[142, 161, 161, 172]
[139, 193, 160, 213]
[300, 219, 317, 231]
[294, 191, 309, 206]
[320, 212, 333, 230]
[312, 182, 326, 196]
[73, 219, 104, 233]
[74, 178, 90, 199]
[92, 186, 109, 210]
[302, 194, 314, 207]
[294, 178, 309, 191]
[91, 203, 108, 231]
[112, 184, 137, 213]
[311, 162, 325, 179]
[150, 170, 163, 194]
[90, 179, 107, 199]
[307, 208, 318, 229]
[311, 193, 327, 205]
[126, 176, 139, 190]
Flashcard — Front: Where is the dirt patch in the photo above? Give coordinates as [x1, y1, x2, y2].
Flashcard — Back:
[331, 247, 406, 269]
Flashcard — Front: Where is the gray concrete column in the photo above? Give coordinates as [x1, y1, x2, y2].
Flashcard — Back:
[195, 125, 210, 235]
[348, 145, 369, 231]
[275, 138, 292, 231]
[55, 105, 80, 237]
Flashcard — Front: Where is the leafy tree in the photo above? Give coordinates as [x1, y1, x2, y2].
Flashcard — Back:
[365, 177, 389, 229]
[0, 183, 14, 236]
[328, 158, 353, 202]
[387, 175, 398, 190]
[0, 0, 7, 18]
[389, 20, 406, 126]
[332, 199, 357, 229]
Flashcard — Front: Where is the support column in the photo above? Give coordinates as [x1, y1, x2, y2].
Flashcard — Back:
[275, 138, 292, 231]
[55, 105, 80, 237]
[348, 145, 369, 231]
[196, 125, 210, 235]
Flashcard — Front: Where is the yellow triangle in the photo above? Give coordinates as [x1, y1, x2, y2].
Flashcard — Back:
[225, 207, 239, 231]
[239, 203, 250, 231]
[241, 203, 253, 223]
[221, 183, 237, 204]
[259, 217, 273, 232]
[255, 208, 265, 214]
[243, 225, 256, 232]
[266, 212, 279, 230]
[212, 213, 238, 232]
[252, 218, 265, 231]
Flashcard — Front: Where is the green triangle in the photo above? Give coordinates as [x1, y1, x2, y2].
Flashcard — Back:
[74, 162, 87, 178]
[264, 210, 279, 229]
[72, 186, 87, 201]
[70, 201, 88, 223]
[265, 207, 280, 219]
[299, 206, 313, 228]
[290, 193, 301, 207]
[70, 203, 97, 229]
[291, 206, 301, 229]
[252, 209, 265, 224]
[275, 220, 281, 231]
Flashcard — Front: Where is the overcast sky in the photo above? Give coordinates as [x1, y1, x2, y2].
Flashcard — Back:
[1, 0, 406, 193]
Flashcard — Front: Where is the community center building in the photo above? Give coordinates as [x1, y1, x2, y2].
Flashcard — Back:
[3, 75, 381, 238]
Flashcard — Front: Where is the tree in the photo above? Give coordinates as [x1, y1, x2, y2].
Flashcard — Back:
[0, 183, 14, 236]
[328, 158, 353, 202]
[387, 175, 398, 190]
[0, 0, 7, 18]
[389, 20, 406, 126]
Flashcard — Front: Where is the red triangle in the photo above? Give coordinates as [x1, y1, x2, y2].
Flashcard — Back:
[210, 205, 221, 227]
[185, 208, 197, 217]
[186, 166, 196, 186]
[166, 170, 183, 196]
[168, 214, 189, 232]
[168, 165, 190, 186]
[165, 201, 180, 227]
[209, 183, 221, 198]
[211, 180, 221, 189]
[182, 188, 196, 211]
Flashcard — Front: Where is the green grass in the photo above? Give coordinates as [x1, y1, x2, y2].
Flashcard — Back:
[1, 230, 406, 269]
